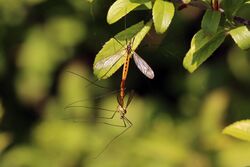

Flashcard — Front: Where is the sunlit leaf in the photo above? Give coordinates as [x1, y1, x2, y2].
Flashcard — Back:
[229, 26, 250, 50]
[201, 10, 221, 34]
[107, 0, 150, 24]
[183, 29, 226, 73]
[135, 1, 152, 10]
[93, 20, 152, 79]
[152, 0, 174, 34]
[223, 120, 250, 142]
[182, 0, 191, 4]
[132, 20, 152, 50]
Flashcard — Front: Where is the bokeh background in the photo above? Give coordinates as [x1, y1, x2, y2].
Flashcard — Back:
[0, 0, 250, 166]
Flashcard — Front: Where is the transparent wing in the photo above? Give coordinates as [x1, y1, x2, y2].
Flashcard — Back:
[133, 52, 154, 79]
[125, 90, 134, 109]
[94, 49, 126, 70]
[117, 94, 123, 107]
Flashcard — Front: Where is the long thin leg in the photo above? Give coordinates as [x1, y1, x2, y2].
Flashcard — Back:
[64, 105, 116, 113]
[97, 108, 117, 119]
[64, 106, 126, 128]
[63, 116, 126, 128]
[93, 109, 127, 128]
[66, 71, 110, 89]
[124, 116, 133, 127]
[64, 89, 120, 109]
[65, 104, 118, 119]
[64, 106, 115, 120]
[93, 116, 132, 159]
[62, 118, 126, 128]
[95, 120, 125, 128]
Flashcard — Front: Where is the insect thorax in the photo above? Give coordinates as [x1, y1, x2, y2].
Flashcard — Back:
[126, 43, 132, 54]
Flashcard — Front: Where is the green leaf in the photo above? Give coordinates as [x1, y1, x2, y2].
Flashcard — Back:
[221, 0, 246, 18]
[229, 26, 250, 50]
[183, 29, 226, 73]
[132, 20, 152, 50]
[182, 0, 191, 4]
[200, 0, 211, 6]
[93, 20, 152, 79]
[135, 1, 152, 10]
[107, 0, 150, 24]
[201, 10, 221, 34]
[223, 120, 250, 142]
[201, 0, 210, 3]
[152, 0, 174, 34]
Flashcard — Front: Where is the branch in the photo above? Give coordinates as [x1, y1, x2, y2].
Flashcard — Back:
[233, 16, 250, 26]
[174, 0, 250, 26]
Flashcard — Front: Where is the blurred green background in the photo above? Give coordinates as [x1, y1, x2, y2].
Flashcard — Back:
[0, 0, 250, 167]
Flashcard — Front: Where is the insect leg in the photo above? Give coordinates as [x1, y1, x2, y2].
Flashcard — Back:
[93, 116, 132, 159]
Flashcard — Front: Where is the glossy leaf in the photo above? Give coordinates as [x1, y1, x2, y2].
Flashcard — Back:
[152, 0, 174, 34]
[107, 0, 150, 24]
[201, 10, 221, 34]
[183, 29, 226, 73]
[93, 20, 152, 79]
[229, 26, 250, 50]
[223, 120, 250, 142]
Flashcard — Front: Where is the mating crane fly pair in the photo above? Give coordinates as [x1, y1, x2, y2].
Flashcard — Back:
[93, 36, 155, 128]
[91, 37, 154, 157]
[66, 36, 155, 158]
[94, 37, 155, 106]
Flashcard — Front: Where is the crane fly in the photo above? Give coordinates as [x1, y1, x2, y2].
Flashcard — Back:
[94, 37, 155, 106]
[64, 89, 135, 158]
[89, 37, 154, 157]
[91, 90, 134, 158]
[63, 70, 135, 158]
[65, 32, 154, 157]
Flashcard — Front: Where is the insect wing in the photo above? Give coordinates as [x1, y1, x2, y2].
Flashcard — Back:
[94, 49, 126, 70]
[133, 52, 154, 79]
[117, 94, 123, 107]
[125, 90, 134, 108]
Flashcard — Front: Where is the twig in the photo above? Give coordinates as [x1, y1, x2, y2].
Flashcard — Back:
[173, 0, 250, 26]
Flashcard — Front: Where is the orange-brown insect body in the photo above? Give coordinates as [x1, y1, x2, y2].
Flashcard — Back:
[120, 41, 133, 106]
